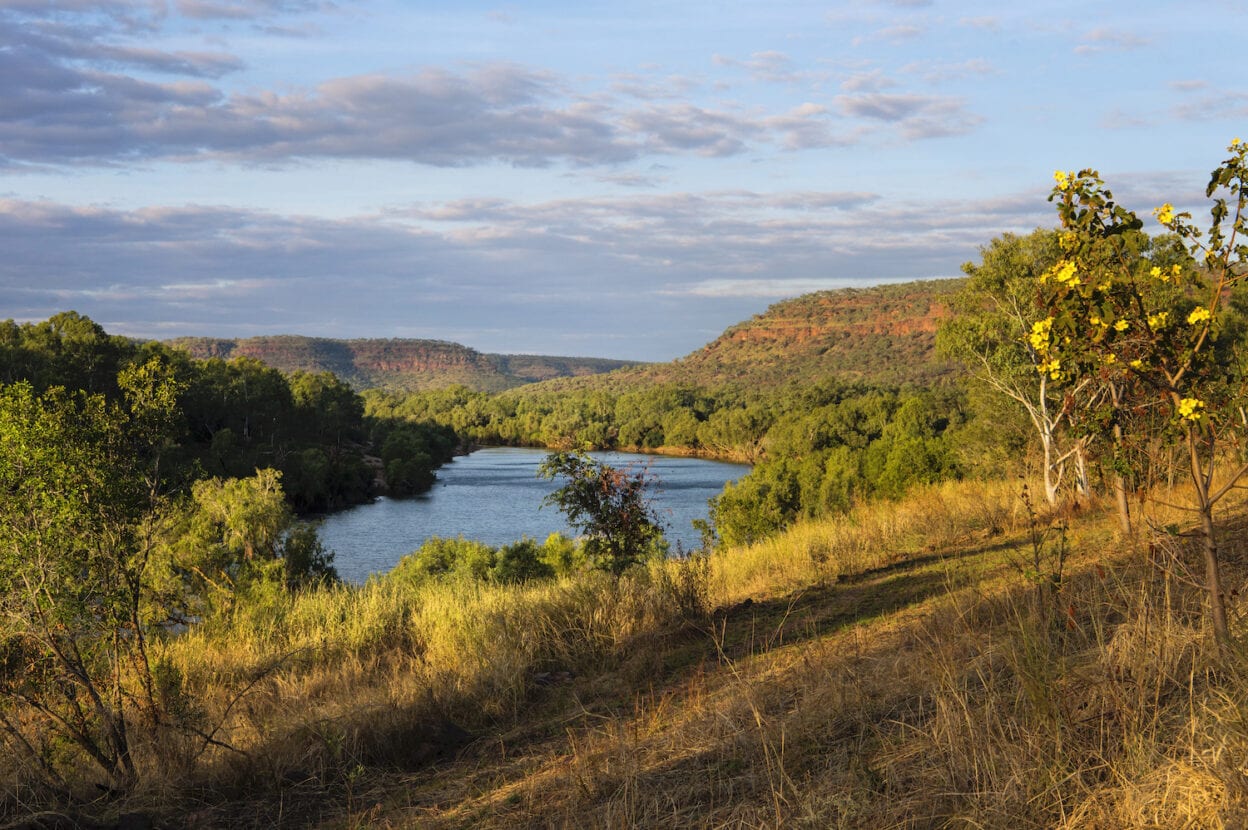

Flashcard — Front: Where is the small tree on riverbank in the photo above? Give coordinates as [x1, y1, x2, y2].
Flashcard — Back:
[538, 451, 666, 575]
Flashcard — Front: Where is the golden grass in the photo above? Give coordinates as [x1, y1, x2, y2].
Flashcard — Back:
[7, 475, 1248, 828]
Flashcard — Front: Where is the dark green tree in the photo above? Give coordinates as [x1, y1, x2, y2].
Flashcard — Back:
[537, 451, 666, 575]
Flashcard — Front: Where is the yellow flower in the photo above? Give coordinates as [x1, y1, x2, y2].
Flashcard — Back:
[1046, 260, 1079, 286]
[1054, 170, 1070, 189]
[1114, 319, 1129, 332]
[1155, 203, 1174, 224]
[1130, 358, 1144, 370]
[1148, 311, 1169, 331]
[1150, 265, 1168, 283]
[1037, 358, 1062, 380]
[1177, 398, 1205, 422]
[1187, 306, 1211, 325]
[1027, 318, 1052, 352]
[1059, 231, 1078, 251]
[1104, 353, 1117, 365]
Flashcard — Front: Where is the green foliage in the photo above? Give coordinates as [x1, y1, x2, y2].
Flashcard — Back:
[155, 469, 324, 619]
[389, 535, 561, 585]
[279, 523, 338, 591]
[374, 421, 456, 498]
[0, 312, 446, 514]
[710, 388, 964, 547]
[538, 452, 667, 575]
[0, 372, 176, 789]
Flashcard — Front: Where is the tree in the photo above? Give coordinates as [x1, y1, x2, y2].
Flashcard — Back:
[537, 451, 666, 575]
[0, 359, 181, 791]
[1035, 140, 1248, 642]
[158, 469, 319, 618]
[938, 229, 1092, 506]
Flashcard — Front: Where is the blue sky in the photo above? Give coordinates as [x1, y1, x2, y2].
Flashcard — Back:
[2, 1, 1245, 361]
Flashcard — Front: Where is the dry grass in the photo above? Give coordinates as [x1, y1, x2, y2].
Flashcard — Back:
[6, 476, 1248, 828]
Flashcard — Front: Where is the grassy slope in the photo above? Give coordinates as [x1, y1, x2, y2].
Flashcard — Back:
[113, 479, 1248, 829]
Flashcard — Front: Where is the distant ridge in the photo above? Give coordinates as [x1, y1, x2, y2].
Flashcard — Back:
[165, 335, 642, 392]
[523, 278, 963, 394]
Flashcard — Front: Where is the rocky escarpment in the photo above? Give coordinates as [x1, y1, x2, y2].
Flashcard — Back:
[660, 278, 962, 388]
[165, 335, 641, 392]
[513, 278, 964, 396]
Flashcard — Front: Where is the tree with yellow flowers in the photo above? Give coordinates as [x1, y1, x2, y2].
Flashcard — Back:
[1036, 140, 1248, 642]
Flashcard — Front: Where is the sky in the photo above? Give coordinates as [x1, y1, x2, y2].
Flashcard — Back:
[2, 1, 1245, 361]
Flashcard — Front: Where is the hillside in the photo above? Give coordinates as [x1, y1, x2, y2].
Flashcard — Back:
[679, 278, 960, 387]
[75, 479, 1246, 829]
[164, 335, 641, 392]
[526, 278, 963, 395]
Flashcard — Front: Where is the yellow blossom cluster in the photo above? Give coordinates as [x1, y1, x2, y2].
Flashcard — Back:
[1042, 260, 1080, 286]
[1037, 358, 1062, 381]
[1188, 306, 1212, 325]
[1149, 263, 1183, 283]
[1148, 311, 1170, 331]
[1114, 319, 1129, 332]
[1177, 398, 1205, 422]
[1054, 170, 1071, 189]
[1155, 203, 1175, 224]
[1027, 318, 1052, 353]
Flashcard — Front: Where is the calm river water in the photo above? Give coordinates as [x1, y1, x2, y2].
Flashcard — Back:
[318, 446, 751, 584]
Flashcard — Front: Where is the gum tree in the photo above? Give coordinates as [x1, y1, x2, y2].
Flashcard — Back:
[939, 229, 1093, 505]
[1035, 140, 1248, 642]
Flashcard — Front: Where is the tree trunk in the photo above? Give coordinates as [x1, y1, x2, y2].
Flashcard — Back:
[1112, 423, 1131, 535]
[1041, 430, 1061, 505]
[1188, 428, 1229, 644]
[1199, 504, 1230, 644]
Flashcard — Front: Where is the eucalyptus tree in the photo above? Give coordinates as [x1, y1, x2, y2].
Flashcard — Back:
[939, 229, 1093, 506]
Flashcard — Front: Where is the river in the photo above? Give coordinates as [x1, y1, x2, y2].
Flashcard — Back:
[318, 446, 751, 584]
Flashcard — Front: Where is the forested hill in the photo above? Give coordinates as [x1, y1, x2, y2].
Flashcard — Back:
[164, 335, 641, 392]
[529, 278, 963, 394]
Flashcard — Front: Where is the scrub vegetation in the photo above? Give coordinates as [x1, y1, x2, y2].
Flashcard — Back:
[3, 141, 1248, 828]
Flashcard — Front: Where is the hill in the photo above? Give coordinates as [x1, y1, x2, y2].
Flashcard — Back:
[164, 335, 641, 392]
[677, 278, 960, 387]
[525, 278, 963, 395]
